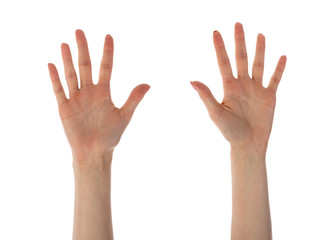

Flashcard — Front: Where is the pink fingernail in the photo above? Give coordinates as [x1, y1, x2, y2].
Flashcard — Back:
[190, 81, 197, 91]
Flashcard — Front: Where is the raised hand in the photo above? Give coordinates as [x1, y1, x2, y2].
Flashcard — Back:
[48, 30, 150, 163]
[191, 22, 286, 152]
[191, 22, 287, 239]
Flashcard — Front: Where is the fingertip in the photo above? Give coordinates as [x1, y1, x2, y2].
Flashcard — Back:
[143, 84, 151, 92]
[190, 81, 210, 94]
[279, 55, 287, 69]
[105, 34, 113, 44]
[213, 30, 224, 47]
[75, 29, 86, 42]
[75, 29, 84, 35]
[135, 84, 151, 95]
[140, 83, 150, 88]
[213, 30, 220, 41]
[48, 63, 59, 81]
[75, 29, 80, 39]
[48, 63, 55, 71]
[234, 22, 245, 39]
[47, 63, 52, 73]
[235, 22, 243, 30]
[61, 42, 68, 50]
[281, 55, 287, 62]
[191, 80, 202, 85]
[191, 80, 205, 88]
[190, 81, 197, 91]
[104, 34, 114, 49]
[258, 33, 265, 41]
[190, 80, 199, 88]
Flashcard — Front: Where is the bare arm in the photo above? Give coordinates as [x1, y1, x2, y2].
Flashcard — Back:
[48, 30, 150, 240]
[230, 147, 271, 239]
[72, 152, 113, 240]
[191, 22, 286, 240]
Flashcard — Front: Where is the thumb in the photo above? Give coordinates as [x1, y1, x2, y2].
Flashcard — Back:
[120, 84, 150, 118]
[190, 81, 221, 118]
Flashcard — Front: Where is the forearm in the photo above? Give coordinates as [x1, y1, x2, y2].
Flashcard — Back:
[230, 146, 272, 240]
[72, 151, 114, 240]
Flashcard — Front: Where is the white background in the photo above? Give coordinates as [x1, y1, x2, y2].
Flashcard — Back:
[0, 0, 335, 239]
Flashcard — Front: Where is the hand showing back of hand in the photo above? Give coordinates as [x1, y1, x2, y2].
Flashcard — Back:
[191, 23, 286, 152]
[48, 30, 150, 164]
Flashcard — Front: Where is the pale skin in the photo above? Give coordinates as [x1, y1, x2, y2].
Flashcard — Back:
[191, 22, 286, 240]
[48, 23, 286, 240]
[48, 30, 150, 240]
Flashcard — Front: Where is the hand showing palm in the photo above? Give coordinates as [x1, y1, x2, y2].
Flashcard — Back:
[191, 23, 286, 151]
[48, 30, 150, 162]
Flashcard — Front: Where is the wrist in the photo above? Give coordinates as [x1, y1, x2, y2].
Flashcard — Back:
[230, 145, 266, 167]
[230, 143, 267, 158]
[72, 149, 113, 174]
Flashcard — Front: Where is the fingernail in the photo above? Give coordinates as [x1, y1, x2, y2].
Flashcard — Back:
[190, 81, 197, 91]
[213, 30, 218, 34]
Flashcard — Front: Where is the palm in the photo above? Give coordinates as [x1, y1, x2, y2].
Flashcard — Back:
[48, 30, 150, 159]
[192, 23, 286, 150]
[59, 85, 126, 154]
[218, 77, 276, 149]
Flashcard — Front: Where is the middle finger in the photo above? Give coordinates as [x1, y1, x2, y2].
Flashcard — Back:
[75, 29, 93, 88]
[234, 23, 249, 78]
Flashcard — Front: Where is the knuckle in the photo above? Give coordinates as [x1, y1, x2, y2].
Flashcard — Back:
[79, 59, 91, 67]
[272, 75, 279, 83]
[100, 62, 112, 70]
[237, 51, 247, 59]
[54, 86, 64, 94]
[219, 57, 230, 66]
[254, 62, 264, 68]
[65, 71, 76, 79]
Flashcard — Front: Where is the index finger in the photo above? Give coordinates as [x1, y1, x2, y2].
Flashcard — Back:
[213, 30, 233, 80]
[98, 34, 114, 86]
